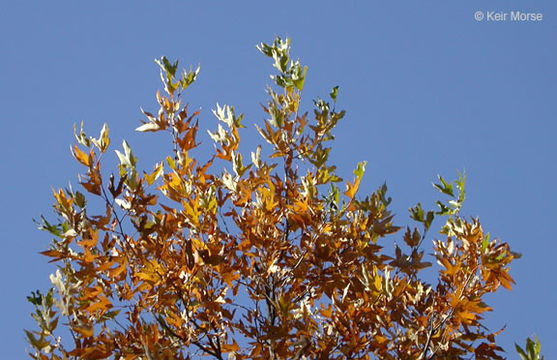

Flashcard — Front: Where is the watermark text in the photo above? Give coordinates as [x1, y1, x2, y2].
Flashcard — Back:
[474, 11, 543, 22]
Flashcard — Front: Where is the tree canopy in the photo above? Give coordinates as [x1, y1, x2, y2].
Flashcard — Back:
[27, 37, 521, 360]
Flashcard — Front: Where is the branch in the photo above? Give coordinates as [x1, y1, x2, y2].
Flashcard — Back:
[155, 314, 219, 359]
[420, 269, 478, 359]
[292, 336, 310, 360]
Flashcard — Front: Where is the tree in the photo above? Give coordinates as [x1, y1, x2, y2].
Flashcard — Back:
[27, 37, 519, 360]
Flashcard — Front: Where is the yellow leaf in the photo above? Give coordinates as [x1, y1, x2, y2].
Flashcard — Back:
[52, 188, 73, 210]
[374, 335, 388, 344]
[456, 310, 476, 324]
[344, 177, 362, 200]
[136, 271, 158, 283]
[144, 162, 164, 185]
[182, 200, 200, 226]
[72, 144, 91, 166]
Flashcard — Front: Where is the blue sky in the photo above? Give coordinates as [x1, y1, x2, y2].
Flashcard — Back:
[1, 1, 555, 358]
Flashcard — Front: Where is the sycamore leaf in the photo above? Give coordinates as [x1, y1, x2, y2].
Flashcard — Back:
[403, 227, 421, 247]
[433, 174, 454, 197]
[344, 161, 366, 199]
[98, 123, 110, 152]
[114, 198, 131, 210]
[330, 85, 339, 103]
[71, 144, 90, 166]
[72, 324, 94, 337]
[222, 340, 240, 353]
[144, 162, 164, 186]
[135, 122, 161, 132]
[115, 140, 136, 169]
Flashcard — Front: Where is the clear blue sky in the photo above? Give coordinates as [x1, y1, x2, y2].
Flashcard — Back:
[1, 1, 555, 358]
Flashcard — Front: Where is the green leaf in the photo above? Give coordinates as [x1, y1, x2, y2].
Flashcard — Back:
[515, 343, 528, 360]
[25, 330, 43, 349]
[291, 63, 307, 91]
[34, 216, 62, 238]
[166, 155, 176, 171]
[378, 182, 392, 206]
[180, 64, 200, 90]
[27, 290, 43, 306]
[482, 232, 490, 253]
[410, 203, 425, 223]
[155, 56, 178, 78]
[75, 191, 86, 208]
[256, 41, 273, 57]
[433, 175, 454, 197]
[425, 210, 434, 231]
[353, 161, 366, 178]
[330, 86, 339, 103]
[435, 200, 451, 215]
[515, 336, 544, 360]
[456, 170, 466, 203]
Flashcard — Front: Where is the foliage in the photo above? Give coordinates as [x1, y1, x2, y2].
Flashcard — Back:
[27, 37, 519, 360]
[515, 337, 544, 360]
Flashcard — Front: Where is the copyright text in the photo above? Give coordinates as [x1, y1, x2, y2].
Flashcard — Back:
[474, 11, 543, 22]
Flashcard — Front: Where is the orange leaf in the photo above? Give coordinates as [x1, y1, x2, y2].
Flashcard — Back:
[85, 295, 112, 314]
[72, 144, 91, 166]
[222, 340, 240, 352]
[72, 324, 94, 337]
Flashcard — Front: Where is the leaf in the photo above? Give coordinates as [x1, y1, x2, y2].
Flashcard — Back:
[84, 296, 112, 315]
[25, 330, 50, 350]
[515, 344, 528, 360]
[436, 200, 451, 215]
[135, 122, 160, 132]
[433, 175, 454, 197]
[344, 161, 366, 199]
[410, 203, 425, 222]
[404, 227, 421, 247]
[81, 179, 102, 195]
[75, 191, 86, 208]
[482, 232, 490, 253]
[115, 198, 131, 210]
[98, 123, 110, 152]
[71, 144, 90, 166]
[293, 65, 307, 91]
[515, 336, 543, 360]
[73, 121, 91, 147]
[115, 140, 136, 169]
[222, 340, 240, 353]
[35, 215, 63, 237]
[73, 324, 94, 337]
[424, 210, 434, 231]
[180, 64, 200, 90]
[330, 86, 339, 103]
[144, 162, 164, 186]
